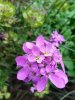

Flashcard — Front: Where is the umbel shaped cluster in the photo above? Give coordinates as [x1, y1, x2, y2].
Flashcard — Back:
[15, 31, 68, 92]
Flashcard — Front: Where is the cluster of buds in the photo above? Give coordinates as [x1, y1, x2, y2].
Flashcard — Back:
[15, 31, 68, 92]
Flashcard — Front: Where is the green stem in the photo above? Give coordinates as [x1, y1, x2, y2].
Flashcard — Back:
[61, 45, 75, 52]
[60, 90, 75, 100]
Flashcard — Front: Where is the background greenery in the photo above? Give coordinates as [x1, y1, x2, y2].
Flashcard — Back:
[0, 0, 75, 100]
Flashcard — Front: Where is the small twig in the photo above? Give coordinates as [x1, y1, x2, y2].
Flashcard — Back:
[60, 90, 75, 100]
[61, 45, 75, 52]
[63, 59, 75, 61]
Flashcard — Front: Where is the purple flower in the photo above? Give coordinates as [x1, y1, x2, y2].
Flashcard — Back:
[28, 46, 44, 63]
[50, 30, 65, 47]
[36, 35, 56, 57]
[15, 31, 68, 93]
[40, 43, 56, 56]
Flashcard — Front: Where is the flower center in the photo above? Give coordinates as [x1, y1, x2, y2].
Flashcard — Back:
[35, 56, 40, 61]
[44, 52, 49, 56]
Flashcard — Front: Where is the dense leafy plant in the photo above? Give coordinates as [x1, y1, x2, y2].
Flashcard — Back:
[0, 1, 16, 27]
[22, 1, 46, 27]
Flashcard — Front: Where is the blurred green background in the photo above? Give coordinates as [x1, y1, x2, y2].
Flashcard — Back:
[0, 0, 75, 100]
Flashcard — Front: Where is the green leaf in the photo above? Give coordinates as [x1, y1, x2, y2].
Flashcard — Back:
[68, 70, 75, 77]
[64, 57, 74, 70]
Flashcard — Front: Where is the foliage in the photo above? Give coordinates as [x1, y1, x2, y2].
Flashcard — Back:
[0, 86, 11, 100]
[0, 1, 16, 27]
[22, 1, 46, 27]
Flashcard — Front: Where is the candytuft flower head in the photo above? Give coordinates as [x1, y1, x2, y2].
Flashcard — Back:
[15, 31, 68, 93]
[50, 30, 65, 47]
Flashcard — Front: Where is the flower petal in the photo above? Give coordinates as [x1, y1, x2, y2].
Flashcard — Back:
[24, 77, 31, 83]
[15, 56, 26, 67]
[30, 87, 35, 93]
[32, 76, 40, 83]
[40, 68, 46, 75]
[40, 45, 46, 53]
[36, 35, 45, 48]
[46, 43, 55, 56]
[32, 46, 40, 56]
[55, 70, 68, 84]
[31, 63, 38, 72]
[46, 43, 51, 52]
[46, 65, 51, 73]
[28, 54, 35, 62]
[36, 76, 48, 92]
[49, 73, 65, 88]
[23, 42, 34, 53]
[17, 68, 29, 80]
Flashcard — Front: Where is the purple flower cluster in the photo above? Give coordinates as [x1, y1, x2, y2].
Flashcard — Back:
[15, 31, 68, 92]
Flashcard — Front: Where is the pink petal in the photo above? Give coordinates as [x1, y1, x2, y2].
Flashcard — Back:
[23, 42, 34, 53]
[31, 63, 38, 72]
[22, 43, 30, 53]
[32, 76, 40, 83]
[55, 70, 68, 84]
[32, 46, 40, 56]
[45, 40, 50, 44]
[36, 35, 45, 48]
[15, 56, 26, 67]
[46, 65, 51, 73]
[28, 54, 35, 62]
[40, 68, 46, 75]
[40, 45, 46, 53]
[46, 43, 52, 52]
[26, 42, 34, 49]
[36, 76, 48, 92]
[17, 68, 29, 80]
[46, 44, 55, 56]
[49, 73, 65, 88]
[30, 87, 35, 93]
